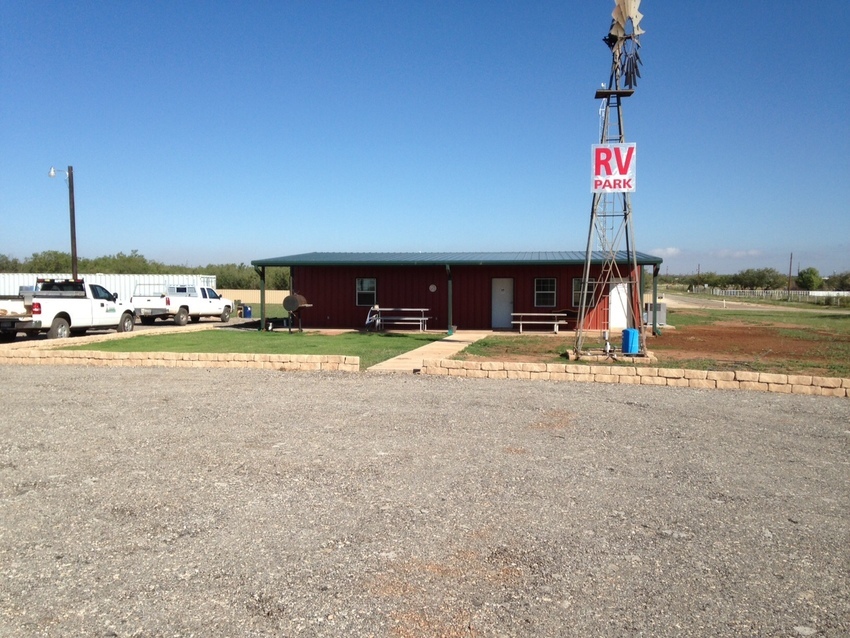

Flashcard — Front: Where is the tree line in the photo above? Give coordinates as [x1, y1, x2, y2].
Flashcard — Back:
[4, 251, 846, 293]
[0, 251, 290, 290]
[659, 267, 850, 291]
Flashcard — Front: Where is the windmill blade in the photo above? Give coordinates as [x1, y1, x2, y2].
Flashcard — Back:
[623, 0, 641, 20]
[612, 0, 645, 38]
[611, 4, 627, 28]
[632, 9, 644, 26]
[632, 9, 645, 34]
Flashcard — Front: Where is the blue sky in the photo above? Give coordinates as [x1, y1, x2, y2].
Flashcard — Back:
[1, 1, 848, 276]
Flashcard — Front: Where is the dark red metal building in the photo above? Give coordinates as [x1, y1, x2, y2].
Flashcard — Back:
[251, 252, 663, 332]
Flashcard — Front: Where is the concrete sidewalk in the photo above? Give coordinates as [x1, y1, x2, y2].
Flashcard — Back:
[368, 330, 492, 373]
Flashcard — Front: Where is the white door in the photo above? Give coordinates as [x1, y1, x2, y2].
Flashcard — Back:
[89, 284, 117, 328]
[491, 278, 513, 329]
[204, 288, 225, 314]
[609, 282, 629, 330]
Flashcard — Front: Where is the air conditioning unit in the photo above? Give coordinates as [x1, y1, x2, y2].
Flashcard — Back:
[643, 302, 667, 325]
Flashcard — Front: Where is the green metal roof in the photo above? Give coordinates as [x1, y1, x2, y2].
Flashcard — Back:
[252, 251, 663, 267]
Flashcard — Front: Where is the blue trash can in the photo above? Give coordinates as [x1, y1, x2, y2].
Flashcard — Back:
[244, 305, 252, 319]
[622, 328, 639, 354]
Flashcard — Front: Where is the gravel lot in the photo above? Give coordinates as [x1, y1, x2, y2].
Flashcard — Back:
[1, 365, 848, 637]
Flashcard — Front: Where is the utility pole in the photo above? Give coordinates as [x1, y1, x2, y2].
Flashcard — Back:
[67, 166, 77, 280]
[48, 165, 78, 280]
[787, 253, 793, 302]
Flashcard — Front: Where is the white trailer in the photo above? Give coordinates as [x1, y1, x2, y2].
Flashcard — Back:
[0, 273, 217, 305]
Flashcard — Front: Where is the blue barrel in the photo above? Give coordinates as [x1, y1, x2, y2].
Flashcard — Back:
[244, 305, 252, 319]
[622, 328, 639, 354]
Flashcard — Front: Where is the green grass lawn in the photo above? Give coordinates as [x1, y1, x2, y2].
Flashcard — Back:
[64, 330, 446, 370]
[457, 335, 570, 363]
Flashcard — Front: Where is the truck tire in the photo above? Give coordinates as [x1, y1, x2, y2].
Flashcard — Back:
[190, 316, 201, 323]
[117, 312, 135, 333]
[174, 307, 189, 326]
[0, 331, 16, 342]
[47, 317, 71, 339]
[220, 306, 231, 323]
[140, 316, 156, 326]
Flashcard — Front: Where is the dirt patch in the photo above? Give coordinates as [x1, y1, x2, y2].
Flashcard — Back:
[649, 321, 848, 375]
[459, 320, 849, 377]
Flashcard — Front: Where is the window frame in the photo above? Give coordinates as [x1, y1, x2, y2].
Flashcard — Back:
[355, 277, 377, 307]
[91, 284, 113, 301]
[534, 277, 557, 308]
[572, 278, 598, 308]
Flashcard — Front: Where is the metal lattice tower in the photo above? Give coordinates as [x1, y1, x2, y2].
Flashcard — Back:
[575, 0, 645, 357]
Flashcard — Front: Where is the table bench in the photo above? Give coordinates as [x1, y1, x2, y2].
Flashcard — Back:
[366, 306, 431, 331]
[511, 311, 575, 334]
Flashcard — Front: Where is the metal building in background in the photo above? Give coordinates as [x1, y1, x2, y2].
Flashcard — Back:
[0, 273, 217, 304]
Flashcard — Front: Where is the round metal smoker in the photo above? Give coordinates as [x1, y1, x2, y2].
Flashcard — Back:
[283, 294, 312, 332]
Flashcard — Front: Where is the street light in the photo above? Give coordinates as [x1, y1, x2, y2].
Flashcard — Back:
[48, 165, 78, 280]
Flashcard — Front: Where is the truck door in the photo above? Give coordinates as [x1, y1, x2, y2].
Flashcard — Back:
[204, 288, 224, 313]
[199, 287, 211, 313]
[90, 284, 118, 327]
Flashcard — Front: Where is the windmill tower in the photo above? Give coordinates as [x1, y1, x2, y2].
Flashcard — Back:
[575, 0, 645, 357]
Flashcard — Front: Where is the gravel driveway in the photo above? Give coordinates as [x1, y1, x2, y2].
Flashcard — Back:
[1, 365, 848, 637]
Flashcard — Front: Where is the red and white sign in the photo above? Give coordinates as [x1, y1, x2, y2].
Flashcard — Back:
[592, 143, 636, 193]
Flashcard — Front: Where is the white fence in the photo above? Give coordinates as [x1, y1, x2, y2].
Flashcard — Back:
[217, 289, 289, 305]
[710, 288, 850, 300]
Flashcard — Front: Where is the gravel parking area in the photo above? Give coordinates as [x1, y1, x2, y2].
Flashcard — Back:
[1, 365, 848, 637]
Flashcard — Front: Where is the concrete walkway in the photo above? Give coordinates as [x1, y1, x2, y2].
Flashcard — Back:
[368, 330, 492, 373]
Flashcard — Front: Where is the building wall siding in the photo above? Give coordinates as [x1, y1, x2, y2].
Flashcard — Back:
[289, 264, 640, 331]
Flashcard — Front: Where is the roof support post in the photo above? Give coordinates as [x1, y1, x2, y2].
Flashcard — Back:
[652, 264, 660, 336]
[446, 265, 453, 335]
[254, 266, 266, 330]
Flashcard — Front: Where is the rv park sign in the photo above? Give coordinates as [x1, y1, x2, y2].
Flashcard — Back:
[592, 143, 636, 193]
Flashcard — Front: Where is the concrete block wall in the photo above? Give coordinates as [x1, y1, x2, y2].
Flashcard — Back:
[0, 349, 360, 372]
[421, 359, 850, 398]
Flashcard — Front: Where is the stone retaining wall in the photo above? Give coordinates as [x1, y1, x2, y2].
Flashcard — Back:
[0, 349, 360, 372]
[421, 359, 850, 397]
[2, 348, 847, 397]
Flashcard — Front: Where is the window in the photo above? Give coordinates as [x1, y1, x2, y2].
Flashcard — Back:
[168, 285, 197, 297]
[534, 278, 556, 307]
[356, 278, 376, 306]
[91, 284, 113, 301]
[572, 278, 597, 307]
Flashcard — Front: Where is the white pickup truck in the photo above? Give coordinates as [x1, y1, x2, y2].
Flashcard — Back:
[0, 279, 136, 340]
[131, 284, 233, 326]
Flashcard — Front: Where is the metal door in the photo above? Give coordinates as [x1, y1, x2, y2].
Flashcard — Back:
[608, 282, 629, 330]
[491, 278, 514, 329]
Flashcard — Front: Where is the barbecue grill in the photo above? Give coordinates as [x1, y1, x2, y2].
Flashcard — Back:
[283, 294, 312, 332]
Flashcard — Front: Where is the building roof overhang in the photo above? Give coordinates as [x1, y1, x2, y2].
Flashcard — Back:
[252, 251, 663, 268]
